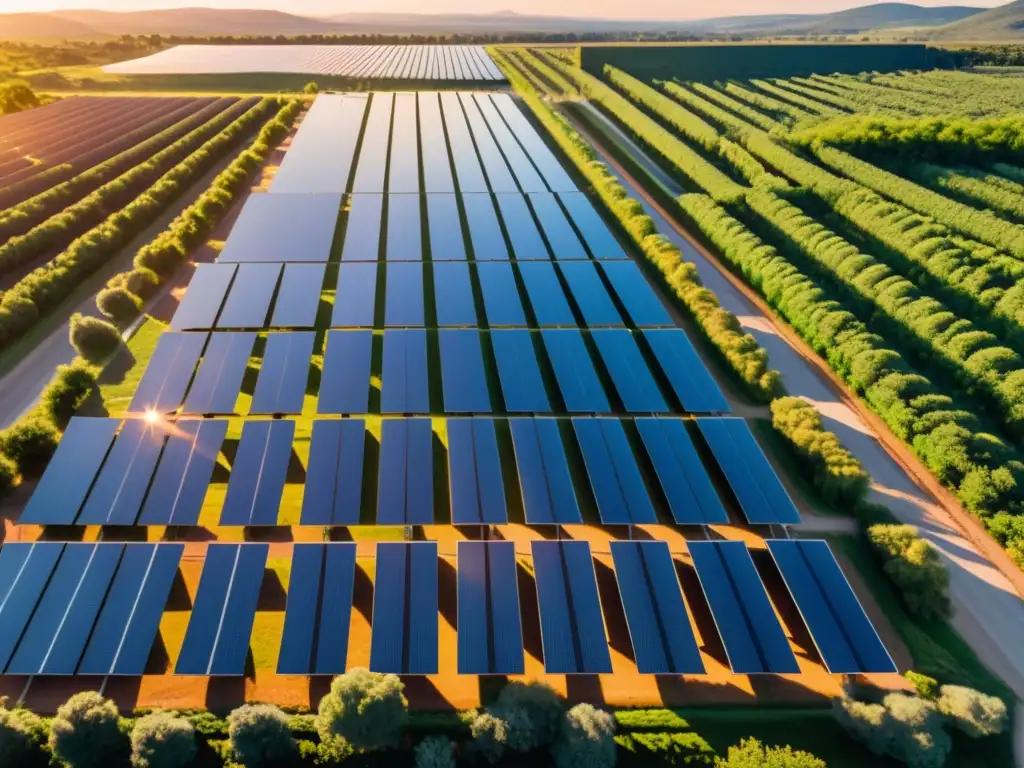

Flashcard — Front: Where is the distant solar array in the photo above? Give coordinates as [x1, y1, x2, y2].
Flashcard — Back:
[103, 45, 505, 80]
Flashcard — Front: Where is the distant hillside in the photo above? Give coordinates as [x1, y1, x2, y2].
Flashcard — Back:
[688, 3, 983, 34]
[48, 8, 337, 36]
[932, 0, 1024, 39]
[0, 12, 111, 40]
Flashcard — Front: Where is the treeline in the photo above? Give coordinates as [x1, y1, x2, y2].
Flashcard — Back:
[947, 44, 1024, 67]
[150, 31, 706, 46]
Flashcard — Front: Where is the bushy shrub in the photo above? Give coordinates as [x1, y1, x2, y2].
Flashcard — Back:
[130, 712, 197, 768]
[868, 524, 951, 620]
[414, 735, 455, 768]
[0, 453, 16, 497]
[69, 313, 122, 364]
[315, 668, 408, 752]
[0, 418, 59, 477]
[936, 685, 1008, 738]
[227, 704, 295, 767]
[834, 694, 952, 768]
[905, 671, 939, 700]
[0, 698, 48, 767]
[552, 704, 616, 768]
[469, 712, 507, 764]
[97, 286, 144, 327]
[41, 360, 97, 427]
[489, 681, 564, 753]
[124, 268, 161, 300]
[715, 737, 825, 767]
[49, 692, 126, 768]
[615, 732, 715, 766]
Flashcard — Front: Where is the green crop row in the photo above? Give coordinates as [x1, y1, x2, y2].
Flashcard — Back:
[905, 162, 1024, 223]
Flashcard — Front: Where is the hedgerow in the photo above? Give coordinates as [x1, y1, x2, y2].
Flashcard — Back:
[867, 524, 952, 621]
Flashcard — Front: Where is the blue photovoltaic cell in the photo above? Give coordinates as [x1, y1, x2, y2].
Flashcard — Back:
[490, 94, 576, 193]
[457, 541, 524, 674]
[541, 330, 609, 412]
[78, 543, 184, 675]
[474, 95, 546, 193]
[181, 332, 255, 415]
[408, 543, 439, 674]
[385, 262, 425, 327]
[216, 263, 281, 329]
[688, 541, 798, 674]
[591, 330, 668, 413]
[219, 420, 295, 525]
[427, 194, 466, 260]
[129, 332, 207, 413]
[270, 94, 366, 194]
[610, 541, 703, 674]
[496, 193, 548, 260]
[509, 418, 581, 524]
[271, 263, 326, 328]
[352, 93, 393, 193]
[77, 420, 167, 525]
[600, 261, 673, 327]
[387, 194, 422, 261]
[250, 332, 315, 415]
[439, 330, 491, 413]
[170, 263, 236, 330]
[531, 541, 612, 674]
[301, 420, 366, 525]
[333, 263, 378, 326]
[20, 417, 119, 525]
[441, 93, 488, 193]
[377, 419, 434, 524]
[419, 95, 455, 193]
[635, 418, 727, 525]
[388, 94, 420, 194]
[315, 544, 359, 673]
[518, 262, 575, 326]
[642, 330, 731, 414]
[434, 262, 477, 327]
[448, 418, 507, 524]
[696, 418, 800, 526]
[768, 540, 895, 674]
[318, 331, 372, 414]
[341, 194, 383, 261]
[371, 543, 438, 674]
[572, 418, 657, 524]
[462, 194, 509, 260]
[557, 192, 627, 259]
[461, 93, 518, 193]
[218, 193, 340, 264]
[558, 262, 623, 326]
[477, 262, 526, 327]
[381, 330, 430, 414]
[491, 330, 550, 413]
[139, 420, 227, 526]
[529, 193, 587, 260]
[0, 543, 64, 671]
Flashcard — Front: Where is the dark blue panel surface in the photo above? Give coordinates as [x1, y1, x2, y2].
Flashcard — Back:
[591, 330, 668, 413]
[388, 94, 420, 194]
[352, 93, 392, 193]
[642, 330, 730, 414]
[170, 263, 235, 330]
[0, 543, 63, 671]
[434, 263, 477, 327]
[139, 420, 227, 526]
[301, 420, 365, 525]
[457, 541, 524, 674]
[441, 93, 488, 194]
[277, 544, 324, 675]
[21, 417, 119, 525]
[496, 193, 548, 260]
[600, 261, 672, 327]
[487, 541, 525, 675]
[509, 419, 581, 524]
[318, 331, 372, 414]
[341, 194, 383, 261]
[572, 418, 657, 524]
[448, 418, 507, 524]
[77, 420, 166, 525]
[385, 262, 424, 327]
[518, 263, 575, 326]
[561, 540, 613, 673]
[377, 419, 434, 524]
[491, 94, 576, 193]
[491, 331, 550, 413]
[129, 332, 207, 413]
[182, 332, 255, 415]
[315, 544, 358, 673]
[381, 330, 430, 414]
[250, 332, 314, 415]
[541, 330, 609, 413]
[476, 263, 526, 327]
[529, 193, 587, 260]
[462, 194, 508, 260]
[208, 544, 268, 675]
[216, 263, 281, 329]
[271, 264, 326, 328]
[419, 95, 455, 194]
[271, 94, 366, 194]
[220, 420, 294, 525]
[558, 262, 622, 327]
[439, 330, 491, 413]
[457, 541, 489, 673]
[408, 543, 439, 674]
[218, 193, 340, 264]
[174, 544, 234, 675]
[475, 95, 546, 193]
[369, 542, 407, 673]
[333, 263, 378, 327]
[386, 195, 422, 261]
[557, 192, 626, 259]
[461, 93, 517, 194]
[426, 194, 465, 260]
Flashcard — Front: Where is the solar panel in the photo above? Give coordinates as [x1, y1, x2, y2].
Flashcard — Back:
[558, 261, 623, 326]
[496, 192, 549, 260]
[509, 418, 582, 524]
[419, 95, 455, 193]
[474, 94, 547, 193]
[175, 543, 268, 675]
[448, 418, 507, 524]
[687, 540, 799, 674]
[541, 330, 610, 412]
[609, 541, 704, 674]
[341, 194, 383, 261]
[77, 419, 167, 525]
[129, 332, 207, 413]
[216, 263, 281, 329]
[250, 332, 314, 415]
[491, 330, 550, 413]
[301, 419, 366, 525]
[490, 94, 576, 193]
[642, 330, 731, 414]
[426, 194, 466, 260]
[767, 540, 896, 674]
[531, 540, 612, 673]
[439, 330, 491, 413]
[591, 330, 669, 413]
[635, 418, 728, 525]
[0, 542, 64, 671]
[528, 193, 587, 260]
[278, 544, 357, 674]
[370, 542, 438, 674]
[696, 418, 801, 526]
[219, 420, 294, 525]
[381, 330, 430, 414]
[389, 94, 420, 194]
[518, 262, 575, 326]
[352, 93, 393, 193]
[139, 419, 227, 525]
[20, 417, 119, 525]
[441, 93, 488, 194]
[387, 195, 422, 261]
[477, 262, 527, 327]
[599, 261, 673, 327]
[461, 93, 518, 193]
[557, 192, 627, 259]
[170, 263, 236, 330]
[434, 262, 477, 327]
[318, 331, 372, 414]
[385, 262, 424, 326]
[181, 332, 254, 415]
[457, 541, 524, 674]
[333, 263, 378, 326]
[271, 263, 326, 328]
[218, 193, 341, 263]
[270, 94, 366, 194]
[462, 194, 509, 260]
[377, 418, 434, 524]
[572, 418, 657, 524]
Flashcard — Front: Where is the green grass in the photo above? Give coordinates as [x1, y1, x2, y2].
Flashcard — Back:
[95, 316, 165, 415]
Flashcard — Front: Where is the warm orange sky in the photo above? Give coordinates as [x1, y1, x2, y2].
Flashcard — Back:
[0, 0, 1007, 20]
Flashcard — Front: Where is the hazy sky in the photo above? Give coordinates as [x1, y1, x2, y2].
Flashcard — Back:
[0, 0, 1008, 20]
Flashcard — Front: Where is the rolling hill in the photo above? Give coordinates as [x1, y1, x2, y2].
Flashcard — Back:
[0, 12, 112, 40]
[932, 0, 1024, 38]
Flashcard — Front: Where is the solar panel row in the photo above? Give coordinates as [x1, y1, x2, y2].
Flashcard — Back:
[271, 94, 367, 194]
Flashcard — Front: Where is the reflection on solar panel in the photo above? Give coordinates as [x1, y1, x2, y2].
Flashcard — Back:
[610, 541, 704, 674]
[129, 332, 207, 413]
[448, 418, 506, 524]
[370, 542, 438, 674]
[458, 541, 524, 674]
[491, 330, 550, 412]
[381, 330, 430, 413]
[182, 332, 254, 415]
[509, 418, 581, 523]
[688, 540, 799, 674]
[387, 195, 422, 261]
[318, 331, 372, 414]
[20, 417, 119, 524]
[696, 418, 801, 526]
[558, 262, 623, 327]
[558, 192, 627, 259]
[439, 330, 491, 413]
[477, 262, 527, 327]
[77, 419, 167, 525]
[531, 540, 612, 673]
[441, 94, 488, 194]
[389, 94, 420, 194]
[572, 418, 657, 524]
[475, 94, 546, 193]
[635, 418, 727, 525]
[250, 332, 314, 414]
[541, 330, 610, 412]
[333, 263, 378, 326]
[341, 194, 383, 261]
[496, 193, 548, 260]
[767, 540, 895, 674]
[301, 420, 366, 525]
[600, 261, 673, 327]
[385, 262, 424, 326]
[0, 542, 64, 671]
[462, 194, 509, 260]
[377, 419, 434, 524]
[591, 330, 668, 413]
[352, 93, 393, 193]
[427, 194, 465, 260]
[271, 263, 325, 328]
[218, 193, 341, 263]
[216, 263, 281, 328]
[139, 420, 228, 525]
[419, 96, 455, 193]
[434, 262, 477, 327]
[529, 193, 587, 260]
[278, 544, 357, 674]
[519, 262, 575, 326]
[490, 94, 576, 193]
[170, 263, 235, 330]
[642, 330, 731, 414]
[219, 420, 294, 525]
[176, 543, 268, 675]
[461, 93, 518, 194]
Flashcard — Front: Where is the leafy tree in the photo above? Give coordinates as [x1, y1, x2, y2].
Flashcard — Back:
[905, 671, 939, 700]
[936, 685, 1008, 738]
[97, 286, 143, 327]
[227, 704, 294, 767]
[414, 735, 455, 768]
[41, 360, 97, 427]
[489, 681, 565, 752]
[0, 698, 48, 767]
[69, 314, 122, 364]
[0, 81, 39, 114]
[552, 704, 616, 768]
[315, 668, 408, 752]
[49, 692, 126, 768]
[130, 712, 197, 768]
[469, 712, 507, 764]
[0, 418, 59, 477]
[715, 738, 825, 767]
[868, 524, 951, 620]
[124, 268, 161, 300]
[0, 453, 16, 497]
[304, 81, 320, 93]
